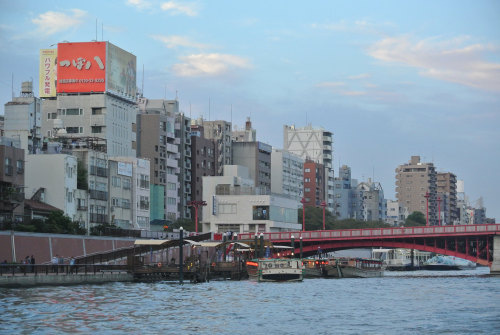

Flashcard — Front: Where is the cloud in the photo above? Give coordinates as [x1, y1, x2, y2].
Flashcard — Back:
[316, 82, 345, 88]
[311, 19, 394, 35]
[31, 9, 86, 36]
[172, 53, 252, 77]
[127, 0, 152, 9]
[340, 90, 366, 96]
[369, 35, 500, 92]
[151, 35, 210, 49]
[348, 73, 371, 80]
[161, 1, 198, 16]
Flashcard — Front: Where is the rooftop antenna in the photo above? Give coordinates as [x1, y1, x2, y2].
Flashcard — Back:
[306, 111, 308, 126]
[11, 73, 14, 99]
[102, 22, 103, 41]
[95, 19, 98, 41]
[189, 102, 192, 119]
[208, 97, 211, 121]
[230, 104, 233, 125]
[164, 85, 167, 100]
[175, 90, 178, 100]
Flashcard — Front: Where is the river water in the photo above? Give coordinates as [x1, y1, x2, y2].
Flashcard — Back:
[1, 267, 498, 335]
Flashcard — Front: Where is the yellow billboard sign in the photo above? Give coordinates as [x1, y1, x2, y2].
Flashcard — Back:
[39, 49, 57, 97]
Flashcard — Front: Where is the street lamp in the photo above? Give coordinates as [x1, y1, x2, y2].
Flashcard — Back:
[424, 192, 430, 226]
[290, 235, 295, 257]
[320, 201, 327, 230]
[188, 200, 207, 233]
[300, 198, 307, 231]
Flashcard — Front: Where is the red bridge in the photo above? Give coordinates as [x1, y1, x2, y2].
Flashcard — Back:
[238, 224, 500, 272]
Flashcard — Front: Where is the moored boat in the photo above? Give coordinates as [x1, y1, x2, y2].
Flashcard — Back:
[246, 258, 304, 282]
[302, 259, 328, 278]
[422, 255, 476, 270]
[325, 258, 384, 278]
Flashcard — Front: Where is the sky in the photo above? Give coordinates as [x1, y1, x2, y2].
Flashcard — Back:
[0, 0, 499, 220]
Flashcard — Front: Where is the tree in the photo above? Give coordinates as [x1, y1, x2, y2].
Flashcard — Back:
[169, 218, 195, 232]
[404, 211, 426, 227]
[298, 206, 391, 230]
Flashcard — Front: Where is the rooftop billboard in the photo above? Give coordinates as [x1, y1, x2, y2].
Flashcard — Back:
[107, 43, 137, 98]
[56, 42, 106, 93]
[39, 49, 57, 97]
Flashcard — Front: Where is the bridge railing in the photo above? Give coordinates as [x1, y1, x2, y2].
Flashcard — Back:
[237, 224, 500, 241]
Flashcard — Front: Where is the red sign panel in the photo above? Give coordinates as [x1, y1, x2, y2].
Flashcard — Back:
[57, 42, 106, 93]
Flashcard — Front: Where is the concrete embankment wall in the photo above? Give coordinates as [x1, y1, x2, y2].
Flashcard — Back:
[0, 231, 135, 264]
[0, 273, 134, 288]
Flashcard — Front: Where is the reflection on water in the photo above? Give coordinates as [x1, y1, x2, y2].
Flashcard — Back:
[1, 267, 498, 335]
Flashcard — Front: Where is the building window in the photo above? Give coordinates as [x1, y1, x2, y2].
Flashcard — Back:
[305, 168, 310, 173]
[66, 108, 83, 116]
[92, 107, 103, 115]
[123, 178, 131, 190]
[139, 196, 149, 210]
[112, 176, 121, 187]
[253, 206, 269, 220]
[66, 127, 80, 134]
[16, 160, 23, 174]
[92, 126, 103, 133]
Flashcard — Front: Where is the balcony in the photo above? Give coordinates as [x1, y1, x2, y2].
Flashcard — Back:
[89, 190, 108, 201]
[90, 166, 108, 178]
[90, 213, 108, 224]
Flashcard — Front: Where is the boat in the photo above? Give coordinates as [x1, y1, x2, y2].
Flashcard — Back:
[246, 258, 304, 282]
[422, 255, 476, 270]
[371, 248, 432, 271]
[302, 258, 328, 278]
[325, 258, 384, 278]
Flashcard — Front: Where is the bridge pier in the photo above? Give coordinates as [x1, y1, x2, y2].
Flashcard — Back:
[491, 236, 500, 276]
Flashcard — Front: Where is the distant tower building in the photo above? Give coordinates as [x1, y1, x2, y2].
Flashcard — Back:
[436, 172, 457, 225]
[195, 119, 232, 176]
[232, 117, 256, 142]
[4, 81, 42, 156]
[283, 124, 334, 211]
[271, 149, 304, 202]
[137, 98, 178, 225]
[353, 179, 386, 222]
[385, 200, 409, 226]
[303, 159, 325, 207]
[456, 179, 470, 225]
[395, 156, 437, 225]
[174, 108, 192, 219]
[232, 141, 272, 194]
[332, 165, 354, 219]
[190, 124, 216, 212]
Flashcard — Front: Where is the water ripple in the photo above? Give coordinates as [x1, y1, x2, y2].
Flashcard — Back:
[1, 268, 499, 335]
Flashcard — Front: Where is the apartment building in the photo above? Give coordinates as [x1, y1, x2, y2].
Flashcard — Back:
[270, 148, 304, 202]
[136, 98, 179, 224]
[4, 82, 42, 157]
[437, 172, 458, 225]
[232, 141, 272, 194]
[396, 156, 437, 225]
[0, 137, 25, 222]
[190, 124, 216, 206]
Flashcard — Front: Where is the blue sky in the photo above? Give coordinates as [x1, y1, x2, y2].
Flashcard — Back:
[1, 0, 499, 220]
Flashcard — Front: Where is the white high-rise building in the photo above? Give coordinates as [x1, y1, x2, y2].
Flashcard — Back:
[271, 148, 304, 202]
[283, 124, 334, 211]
